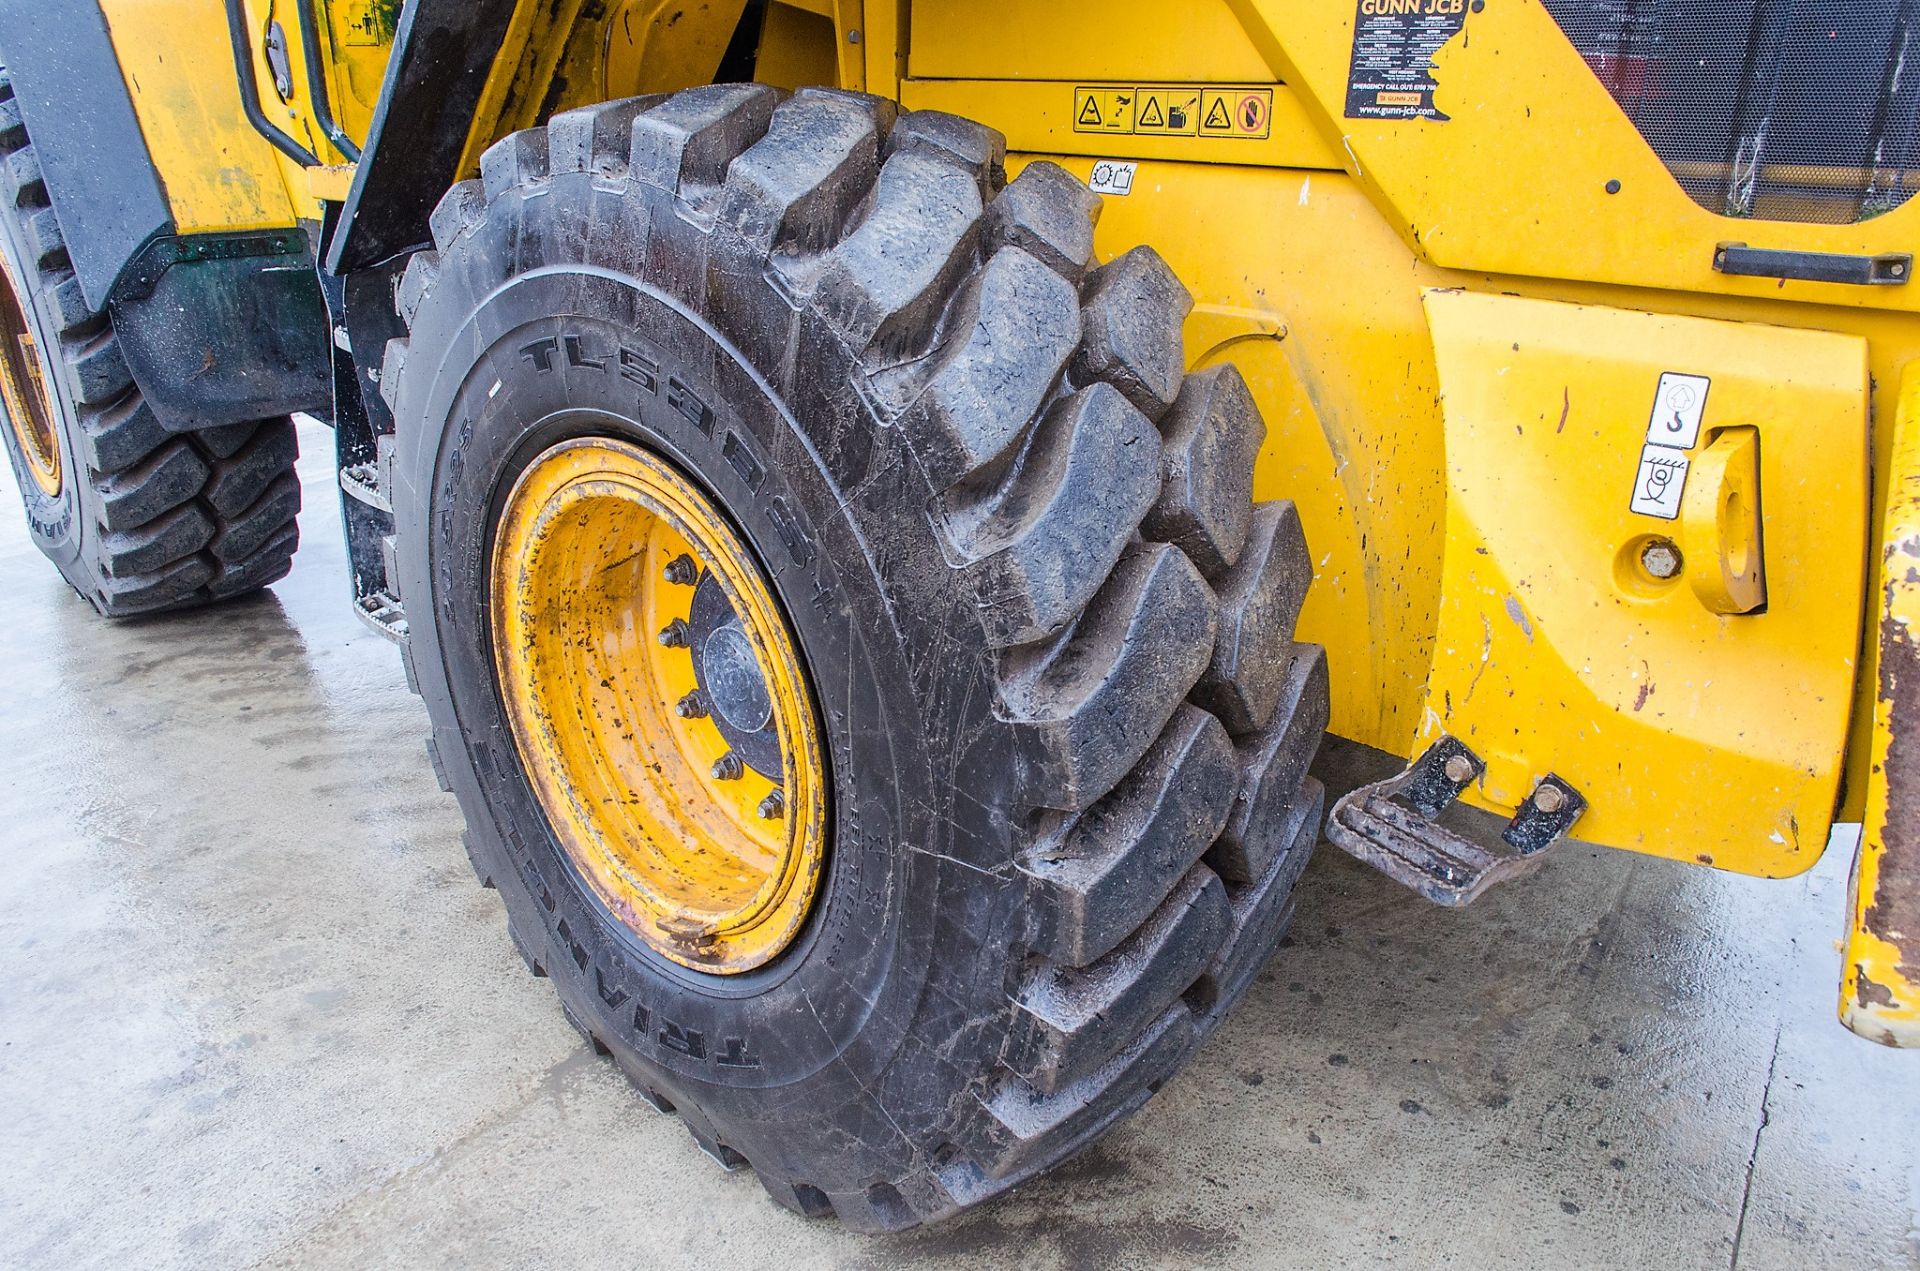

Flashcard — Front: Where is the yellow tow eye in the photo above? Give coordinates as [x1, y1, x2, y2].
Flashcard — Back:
[0, 248, 60, 496]
[490, 437, 826, 974]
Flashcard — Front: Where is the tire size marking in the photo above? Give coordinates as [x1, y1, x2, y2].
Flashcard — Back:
[512, 843, 766, 1072]
[522, 330, 716, 437]
[519, 329, 817, 573]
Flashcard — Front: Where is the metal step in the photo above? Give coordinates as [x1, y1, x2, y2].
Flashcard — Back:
[1324, 736, 1586, 907]
[338, 460, 391, 514]
[353, 588, 408, 643]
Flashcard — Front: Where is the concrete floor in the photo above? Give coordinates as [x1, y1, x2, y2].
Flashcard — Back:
[1, 418, 1915, 1270]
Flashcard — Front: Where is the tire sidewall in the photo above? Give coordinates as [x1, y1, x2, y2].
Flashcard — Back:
[0, 201, 81, 567]
[394, 266, 1008, 1151]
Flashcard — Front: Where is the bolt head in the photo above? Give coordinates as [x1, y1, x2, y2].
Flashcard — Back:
[663, 553, 698, 586]
[1532, 783, 1568, 814]
[1640, 539, 1683, 580]
[1443, 754, 1476, 784]
[757, 790, 785, 820]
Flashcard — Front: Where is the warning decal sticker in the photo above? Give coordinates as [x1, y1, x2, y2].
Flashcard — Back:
[1344, 0, 1470, 121]
[1626, 371, 1713, 521]
[1073, 86, 1272, 139]
[1087, 160, 1137, 195]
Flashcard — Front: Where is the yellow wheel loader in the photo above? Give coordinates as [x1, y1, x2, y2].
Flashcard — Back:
[0, 0, 1913, 1230]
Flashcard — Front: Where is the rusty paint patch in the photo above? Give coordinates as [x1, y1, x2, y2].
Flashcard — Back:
[1866, 615, 1920, 982]
[1856, 966, 1897, 1009]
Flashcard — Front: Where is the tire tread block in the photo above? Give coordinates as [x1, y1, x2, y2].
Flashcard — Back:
[63, 328, 132, 406]
[892, 245, 1078, 491]
[1070, 246, 1191, 422]
[1004, 542, 1218, 813]
[716, 93, 880, 255]
[1008, 865, 1230, 1094]
[96, 552, 215, 612]
[428, 180, 487, 253]
[205, 522, 298, 599]
[1193, 500, 1312, 734]
[395, 250, 441, 328]
[988, 160, 1100, 282]
[810, 148, 983, 359]
[78, 396, 167, 475]
[99, 500, 213, 576]
[202, 419, 298, 519]
[480, 128, 552, 200]
[1196, 778, 1324, 1021]
[94, 437, 207, 532]
[1020, 703, 1238, 967]
[1142, 364, 1265, 578]
[630, 83, 780, 193]
[973, 1004, 1196, 1183]
[548, 96, 669, 176]
[1207, 647, 1329, 884]
[945, 379, 1154, 646]
[885, 109, 1005, 196]
[209, 470, 301, 563]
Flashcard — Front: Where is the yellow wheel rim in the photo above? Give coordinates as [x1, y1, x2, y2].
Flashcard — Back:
[0, 247, 59, 496]
[490, 437, 827, 974]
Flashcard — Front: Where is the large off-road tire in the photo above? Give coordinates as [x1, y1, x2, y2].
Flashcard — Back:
[0, 70, 300, 616]
[385, 85, 1326, 1231]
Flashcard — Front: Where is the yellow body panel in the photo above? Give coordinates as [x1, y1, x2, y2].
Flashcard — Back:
[607, 0, 760, 97]
[317, 0, 400, 143]
[99, 0, 306, 233]
[909, 0, 1267, 83]
[1419, 291, 1866, 873]
[1224, 0, 1920, 316]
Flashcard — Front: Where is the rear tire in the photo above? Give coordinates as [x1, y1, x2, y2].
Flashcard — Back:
[386, 86, 1326, 1230]
[0, 70, 300, 617]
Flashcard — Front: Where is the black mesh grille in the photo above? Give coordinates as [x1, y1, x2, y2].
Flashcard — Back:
[1540, 1, 1920, 224]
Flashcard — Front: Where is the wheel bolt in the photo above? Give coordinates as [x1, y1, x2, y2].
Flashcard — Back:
[711, 751, 743, 781]
[676, 691, 709, 719]
[658, 619, 691, 648]
[663, 553, 698, 586]
[757, 789, 785, 820]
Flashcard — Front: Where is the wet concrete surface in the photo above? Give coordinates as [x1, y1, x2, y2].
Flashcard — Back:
[1, 418, 1915, 1269]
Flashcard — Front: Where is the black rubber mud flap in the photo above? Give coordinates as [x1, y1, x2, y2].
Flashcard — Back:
[0, 71, 300, 615]
[382, 86, 1327, 1231]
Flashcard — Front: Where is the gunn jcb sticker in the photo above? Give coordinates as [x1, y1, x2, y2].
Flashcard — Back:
[1345, 0, 1471, 121]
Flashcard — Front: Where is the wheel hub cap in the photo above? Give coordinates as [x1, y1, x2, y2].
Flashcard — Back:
[490, 437, 826, 974]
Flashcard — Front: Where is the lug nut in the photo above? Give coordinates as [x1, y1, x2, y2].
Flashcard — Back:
[711, 751, 743, 781]
[658, 619, 691, 648]
[1640, 539, 1682, 581]
[757, 789, 785, 820]
[675, 691, 709, 719]
[1532, 783, 1568, 814]
[663, 553, 698, 586]
[1443, 754, 1476, 784]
